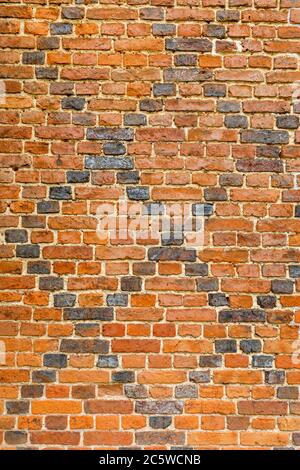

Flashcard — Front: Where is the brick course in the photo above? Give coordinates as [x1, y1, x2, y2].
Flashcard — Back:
[0, 0, 300, 450]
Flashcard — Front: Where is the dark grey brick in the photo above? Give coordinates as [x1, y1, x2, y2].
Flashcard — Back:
[256, 145, 281, 159]
[265, 370, 285, 384]
[197, 278, 219, 292]
[217, 10, 240, 22]
[148, 247, 196, 262]
[161, 232, 184, 246]
[85, 156, 133, 170]
[106, 293, 128, 307]
[208, 293, 229, 307]
[225, 115, 248, 129]
[296, 206, 300, 218]
[192, 203, 214, 216]
[149, 416, 172, 429]
[135, 401, 183, 415]
[27, 261, 50, 275]
[175, 384, 198, 398]
[4, 431, 28, 450]
[205, 24, 226, 39]
[152, 24, 176, 36]
[37, 37, 59, 50]
[87, 127, 134, 141]
[39, 277, 64, 291]
[23, 51, 45, 65]
[6, 401, 29, 415]
[32, 370, 56, 383]
[50, 186, 72, 200]
[241, 130, 289, 144]
[257, 295, 276, 309]
[67, 171, 90, 183]
[164, 68, 212, 82]
[62, 7, 84, 19]
[271, 279, 294, 294]
[203, 84, 226, 97]
[236, 159, 283, 173]
[54, 293, 76, 308]
[144, 203, 165, 215]
[166, 38, 212, 52]
[103, 141, 126, 155]
[36, 67, 58, 80]
[127, 186, 150, 201]
[204, 188, 227, 201]
[175, 54, 197, 66]
[189, 371, 210, 383]
[112, 371, 135, 383]
[16, 244, 40, 258]
[117, 171, 140, 184]
[252, 355, 274, 368]
[199, 355, 222, 368]
[218, 101, 240, 113]
[289, 265, 300, 278]
[121, 276, 142, 292]
[153, 83, 176, 97]
[276, 115, 299, 129]
[37, 200, 59, 214]
[50, 23, 73, 35]
[5, 229, 27, 243]
[240, 340, 261, 354]
[125, 385, 148, 399]
[140, 99, 163, 112]
[62, 97, 85, 111]
[216, 340, 237, 353]
[63, 308, 113, 321]
[124, 114, 147, 126]
[97, 355, 119, 368]
[60, 339, 109, 354]
[185, 263, 208, 276]
[277, 386, 299, 399]
[43, 354, 67, 368]
[5, 431, 27, 445]
[219, 309, 266, 323]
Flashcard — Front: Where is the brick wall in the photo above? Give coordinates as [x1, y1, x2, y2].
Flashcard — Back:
[0, 0, 300, 450]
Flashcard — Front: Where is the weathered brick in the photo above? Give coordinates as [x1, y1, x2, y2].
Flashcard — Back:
[149, 416, 172, 429]
[86, 128, 134, 141]
[54, 293, 76, 308]
[60, 339, 109, 354]
[252, 355, 274, 368]
[271, 280, 293, 294]
[166, 39, 212, 52]
[43, 354, 67, 368]
[63, 308, 113, 321]
[135, 401, 183, 415]
[97, 355, 119, 368]
[16, 244, 40, 258]
[50, 186, 72, 200]
[219, 309, 266, 323]
[241, 130, 289, 144]
[5, 229, 28, 243]
[85, 156, 133, 170]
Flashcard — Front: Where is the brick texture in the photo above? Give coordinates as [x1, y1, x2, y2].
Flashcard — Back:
[0, 0, 300, 450]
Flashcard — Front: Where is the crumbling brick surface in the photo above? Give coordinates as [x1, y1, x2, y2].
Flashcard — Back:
[0, 0, 300, 450]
